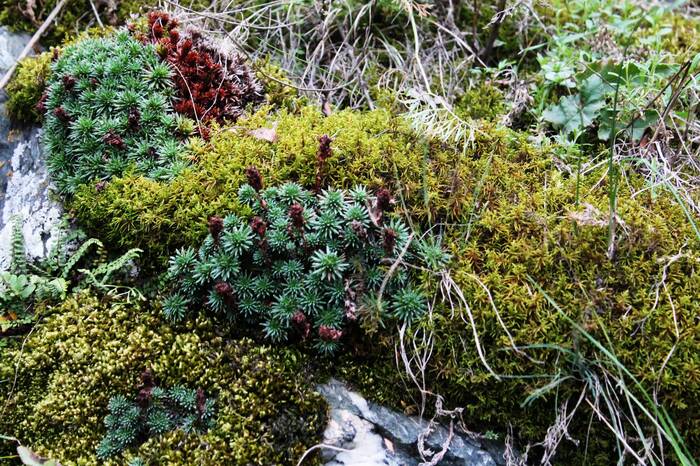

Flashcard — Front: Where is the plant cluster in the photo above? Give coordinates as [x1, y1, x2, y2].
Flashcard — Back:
[0, 293, 326, 465]
[97, 369, 215, 459]
[534, 0, 700, 143]
[136, 11, 262, 136]
[164, 170, 446, 353]
[0, 216, 143, 333]
[42, 30, 192, 194]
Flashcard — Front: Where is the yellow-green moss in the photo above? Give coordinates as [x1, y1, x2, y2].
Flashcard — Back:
[429, 164, 699, 455]
[71, 105, 526, 263]
[254, 58, 308, 112]
[4, 52, 51, 125]
[336, 159, 700, 462]
[455, 82, 507, 121]
[69, 103, 700, 462]
[0, 292, 325, 465]
[660, 14, 700, 58]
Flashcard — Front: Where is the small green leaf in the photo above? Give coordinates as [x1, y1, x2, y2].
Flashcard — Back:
[19, 283, 36, 300]
[598, 109, 659, 141]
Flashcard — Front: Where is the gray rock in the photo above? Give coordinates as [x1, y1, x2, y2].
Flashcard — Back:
[0, 27, 62, 271]
[0, 27, 30, 71]
[318, 379, 506, 466]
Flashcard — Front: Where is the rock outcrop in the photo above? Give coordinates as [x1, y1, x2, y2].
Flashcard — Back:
[318, 379, 506, 466]
[0, 27, 62, 271]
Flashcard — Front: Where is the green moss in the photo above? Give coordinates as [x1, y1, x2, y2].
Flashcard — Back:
[337, 159, 700, 463]
[429, 165, 699, 454]
[0, 292, 325, 465]
[4, 52, 52, 125]
[660, 14, 700, 57]
[69, 102, 700, 462]
[455, 82, 507, 121]
[254, 58, 307, 112]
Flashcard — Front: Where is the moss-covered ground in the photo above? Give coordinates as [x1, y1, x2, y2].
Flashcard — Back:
[1, 1, 699, 465]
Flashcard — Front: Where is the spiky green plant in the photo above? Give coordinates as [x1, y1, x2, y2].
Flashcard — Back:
[415, 236, 452, 271]
[42, 30, 192, 195]
[391, 287, 427, 322]
[97, 378, 215, 459]
[164, 181, 447, 352]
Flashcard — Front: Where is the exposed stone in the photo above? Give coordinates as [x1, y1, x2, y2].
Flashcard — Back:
[0, 27, 62, 271]
[318, 379, 506, 466]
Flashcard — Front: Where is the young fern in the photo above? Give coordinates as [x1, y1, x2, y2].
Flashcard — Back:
[86, 248, 142, 286]
[9, 216, 27, 275]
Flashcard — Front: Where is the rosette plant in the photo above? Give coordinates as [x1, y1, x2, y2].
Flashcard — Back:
[164, 169, 451, 353]
[42, 30, 192, 194]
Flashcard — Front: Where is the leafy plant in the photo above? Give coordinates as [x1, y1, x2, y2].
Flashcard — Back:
[96, 370, 215, 459]
[164, 174, 447, 353]
[535, 0, 699, 145]
[0, 217, 144, 331]
[542, 74, 608, 135]
[1, 218, 66, 329]
[42, 30, 192, 194]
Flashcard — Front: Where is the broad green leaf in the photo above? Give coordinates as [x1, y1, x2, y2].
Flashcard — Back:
[543, 94, 606, 134]
[579, 74, 608, 103]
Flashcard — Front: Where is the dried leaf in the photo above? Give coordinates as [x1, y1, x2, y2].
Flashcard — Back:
[322, 100, 332, 117]
[248, 123, 278, 143]
[17, 446, 61, 466]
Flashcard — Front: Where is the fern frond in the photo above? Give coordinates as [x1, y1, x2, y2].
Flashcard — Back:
[9, 216, 27, 275]
[62, 238, 103, 279]
[91, 248, 142, 285]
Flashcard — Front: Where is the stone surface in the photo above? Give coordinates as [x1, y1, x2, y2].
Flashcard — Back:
[0, 27, 62, 271]
[318, 379, 506, 466]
